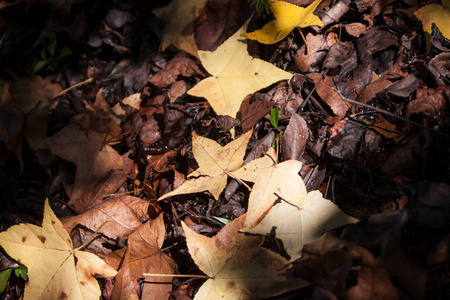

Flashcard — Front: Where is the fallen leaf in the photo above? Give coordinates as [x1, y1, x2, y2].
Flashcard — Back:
[244, 0, 323, 44]
[230, 147, 307, 228]
[281, 113, 309, 161]
[62, 196, 150, 240]
[182, 215, 308, 299]
[149, 55, 204, 88]
[159, 130, 252, 200]
[306, 73, 348, 124]
[414, 0, 450, 40]
[407, 86, 446, 118]
[112, 214, 176, 300]
[245, 191, 358, 260]
[294, 233, 400, 299]
[239, 95, 275, 133]
[195, 0, 251, 52]
[153, 0, 207, 57]
[0, 199, 117, 300]
[46, 124, 124, 213]
[294, 33, 332, 72]
[188, 20, 292, 118]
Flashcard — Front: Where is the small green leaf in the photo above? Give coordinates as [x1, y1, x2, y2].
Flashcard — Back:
[270, 107, 279, 129]
[212, 216, 232, 224]
[47, 38, 57, 57]
[14, 265, 27, 281]
[33, 59, 51, 74]
[59, 46, 72, 59]
[0, 269, 11, 293]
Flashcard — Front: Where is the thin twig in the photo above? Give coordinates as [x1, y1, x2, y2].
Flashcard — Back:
[332, 87, 450, 139]
[54, 77, 94, 98]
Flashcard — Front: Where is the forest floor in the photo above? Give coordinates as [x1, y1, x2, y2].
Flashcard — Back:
[1, 0, 450, 299]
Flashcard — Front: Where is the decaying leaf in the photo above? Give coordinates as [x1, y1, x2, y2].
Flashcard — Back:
[46, 124, 124, 213]
[188, 20, 292, 118]
[245, 0, 323, 44]
[0, 199, 117, 300]
[153, 0, 207, 57]
[112, 214, 176, 300]
[245, 191, 358, 261]
[182, 215, 308, 299]
[230, 147, 307, 228]
[414, 0, 450, 40]
[159, 130, 252, 200]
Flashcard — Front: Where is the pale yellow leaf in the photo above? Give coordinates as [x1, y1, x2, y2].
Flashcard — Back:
[414, 0, 450, 40]
[245, 0, 323, 44]
[230, 147, 307, 228]
[182, 215, 308, 299]
[245, 191, 358, 261]
[0, 199, 117, 300]
[159, 130, 252, 200]
[188, 20, 292, 118]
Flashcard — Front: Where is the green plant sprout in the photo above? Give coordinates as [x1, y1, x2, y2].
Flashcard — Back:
[32, 29, 72, 74]
[248, 0, 271, 14]
[269, 107, 282, 150]
[0, 264, 27, 293]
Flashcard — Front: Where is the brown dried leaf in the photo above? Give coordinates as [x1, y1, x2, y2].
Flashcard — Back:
[112, 214, 176, 300]
[240, 96, 275, 133]
[307, 73, 348, 124]
[46, 124, 124, 213]
[407, 86, 445, 118]
[149, 55, 203, 88]
[62, 196, 150, 240]
[281, 113, 309, 161]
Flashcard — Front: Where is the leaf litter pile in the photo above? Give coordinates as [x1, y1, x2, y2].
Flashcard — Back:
[1, 0, 450, 299]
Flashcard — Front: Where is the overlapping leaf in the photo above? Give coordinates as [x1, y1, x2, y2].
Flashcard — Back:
[245, 191, 358, 260]
[230, 147, 307, 228]
[159, 130, 252, 200]
[182, 215, 308, 299]
[414, 0, 450, 40]
[0, 199, 117, 300]
[153, 0, 207, 57]
[245, 0, 323, 44]
[188, 20, 292, 118]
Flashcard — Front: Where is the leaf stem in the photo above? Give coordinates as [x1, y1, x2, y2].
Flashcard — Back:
[74, 219, 111, 251]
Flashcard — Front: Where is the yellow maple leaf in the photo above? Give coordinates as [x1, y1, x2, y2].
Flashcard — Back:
[0, 199, 117, 300]
[245, 191, 358, 261]
[188, 20, 292, 118]
[159, 130, 252, 200]
[230, 147, 307, 228]
[153, 0, 207, 58]
[182, 215, 308, 299]
[245, 0, 323, 44]
[414, 0, 450, 40]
